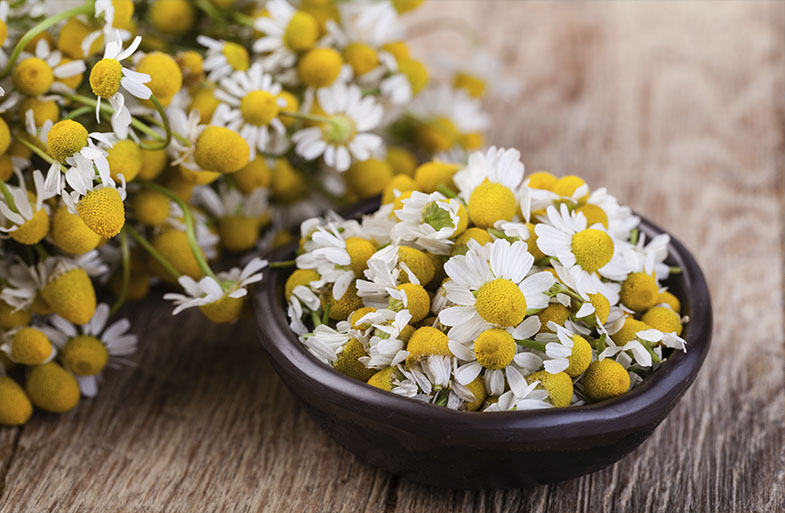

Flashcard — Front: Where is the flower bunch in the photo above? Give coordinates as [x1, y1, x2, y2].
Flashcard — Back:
[286, 146, 689, 412]
[0, 0, 501, 425]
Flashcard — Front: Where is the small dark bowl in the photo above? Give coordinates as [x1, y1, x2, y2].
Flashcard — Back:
[253, 198, 712, 488]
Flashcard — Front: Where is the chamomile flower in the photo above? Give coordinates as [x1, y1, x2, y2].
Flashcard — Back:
[432, 48, 520, 99]
[27, 39, 86, 94]
[61, 175, 127, 239]
[482, 379, 552, 412]
[163, 257, 268, 323]
[0, 169, 57, 244]
[295, 223, 367, 300]
[300, 322, 351, 364]
[253, 0, 319, 71]
[391, 190, 465, 254]
[292, 81, 384, 172]
[538, 322, 593, 376]
[212, 62, 287, 158]
[453, 146, 525, 228]
[198, 35, 250, 82]
[12, 39, 85, 97]
[44, 303, 136, 397]
[439, 238, 554, 343]
[1, 326, 57, 366]
[358, 308, 412, 368]
[88, 32, 151, 138]
[535, 203, 628, 296]
[197, 184, 269, 252]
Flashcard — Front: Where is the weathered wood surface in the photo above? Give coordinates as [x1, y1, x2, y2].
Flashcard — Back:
[2, 1, 784, 512]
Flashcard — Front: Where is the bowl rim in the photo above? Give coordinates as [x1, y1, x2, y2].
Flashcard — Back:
[254, 198, 712, 442]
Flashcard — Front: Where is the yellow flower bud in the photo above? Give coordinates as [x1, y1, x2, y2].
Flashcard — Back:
[26, 362, 80, 413]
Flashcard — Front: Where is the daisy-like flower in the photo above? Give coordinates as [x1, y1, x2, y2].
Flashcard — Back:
[11, 39, 86, 97]
[585, 187, 640, 241]
[253, 0, 319, 71]
[535, 203, 629, 297]
[407, 84, 489, 155]
[165, 202, 221, 260]
[44, 303, 137, 397]
[622, 232, 671, 282]
[83, 0, 133, 55]
[300, 322, 351, 364]
[439, 238, 554, 343]
[88, 32, 152, 138]
[452, 146, 526, 229]
[482, 380, 552, 412]
[536, 321, 593, 376]
[0, 325, 57, 366]
[292, 81, 384, 172]
[163, 257, 268, 323]
[358, 308, 411, 368]
[212, 62, 287, 158]
[198, 35, 251, 82]
[61, 174, 127, 240]
[432, 48, 521, 99]
[391, 191, 465, 254]
[0, 169, 57, 244]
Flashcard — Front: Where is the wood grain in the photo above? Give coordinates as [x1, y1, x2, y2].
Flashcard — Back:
[1, 1, 783, 512]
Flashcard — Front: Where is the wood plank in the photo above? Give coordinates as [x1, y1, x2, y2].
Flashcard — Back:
[1, 1, 783, 512]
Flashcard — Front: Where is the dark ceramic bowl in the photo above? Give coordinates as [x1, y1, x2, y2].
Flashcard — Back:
[253, 198, 712, 488]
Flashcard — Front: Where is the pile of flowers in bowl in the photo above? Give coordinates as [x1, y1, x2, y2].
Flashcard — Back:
[285, 146, 689, 412]
[0, 0, 506, 426]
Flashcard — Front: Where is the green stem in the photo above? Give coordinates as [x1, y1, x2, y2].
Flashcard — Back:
[515, 339, 547, 352]
[63, 93, 167, 143]
[321, 302, 331, 325]
[33, 243, 48, 259]
[310, 309, 322, 327]
[139, 181, 222, 287]
[436, 184, 459, 201]
[194, 0, 226, 29]
[279, 110, 334, 124]
[270, 259, 296, 268]
[0, 180, 17, 212]
[63, 106, 94, 121]
[641, 341, 662, 365]
[552, 284, 583, 303]
[629, 228, 639, 246]
[230, 11, 256, 27]
[138, 96, 172, 151]
[140, 114, 190, 146]
[109, 229, 131, 317]
[0, 2, 93, 79]
[669, 266, 682, 274]
[125, 224, 181, 281]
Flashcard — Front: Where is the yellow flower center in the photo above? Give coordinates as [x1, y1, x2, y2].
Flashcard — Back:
[277, 90, 299, 128]
[11, 327, 52, 365]
[397, 246, 435, 285]
[610, 318, 650, 345]
[89, 58, 123, 98]
[343, 42, 379, 76]
[346, 159, 393, 199]
[386, 146, 417, 177]
[459, 131, 484, 151]
[77, 187, 126, 239]
[463, 376, 487, 411]
[417, 116, 457, 153]
[107, 139, 143, 182]
[151, 229, 203, 281]
[367, 366, 396, 391]
[413, 161, 458, 194]
[454, 227, 492, 247]
[553, 175, 589, 201]
[381, 173, 417, 205]
[176, 50, 204, 88]
[571, 228, 613, 273]
[581, 359, 630, 402]
[619, 272, 659, 312]
[395, 282, 430, 322]
[453, 72, 486, 97]
[392, 0, 425, 13]
[47, 119, 89, 162]
[199, 294, 245, 323]
[381, 41, 409, 60]
[576, 204, 609, 228]
[25, 362, 80, 413]
[13, 57, 54, 96]
[641, 306, 683, 336]
[527, 171, 557, 191]
[536, 303, 570, 333]
[20, 97, 59, 127]
[333, 337, 375, 381]
[130, 189, 170, 226]
[0, 299, 31, 330]
[222, 41, 250, 71]
[349, 306, 376, 330]
[41, 268, 97, 325]
[0, 20, 7, 47]
[285, 268, 320, 300]
[9, 206, 48, 245]
[194, 126, 250, 174]
[528, 370, 573, 408]
[475, 278, 527, 327]
[136, 51, 182, 107]
[565, 334, 592, 377]
[468, 182, 518, 229]
[0, 119, 8, 155]
[63, 335, 109, 376]
[218, 215, 260, 252]
[588, 293, 610, 324]
[150, 0, 196, 35]
[327, 283, 363, 321]
[190, 86, 221, 124]
[58, 18, 103, 59]
[51, 206, 102, 254]
[240, 90, 280, 126]
[345, 237, 376, 276]
[233, 156, 271, 193]
[657, 290, 681, 313]
[298, 47, 343, 88]
[270, 158, 307, 203]
[0, 376, 33, 426]
[405, 326, 450, 368]
[397, 57, 428, 96]
[284, 11, 319, 51]
[473, 328, 515, 370]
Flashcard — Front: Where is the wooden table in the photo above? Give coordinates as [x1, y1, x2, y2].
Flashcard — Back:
[2, 2, 783, 511]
